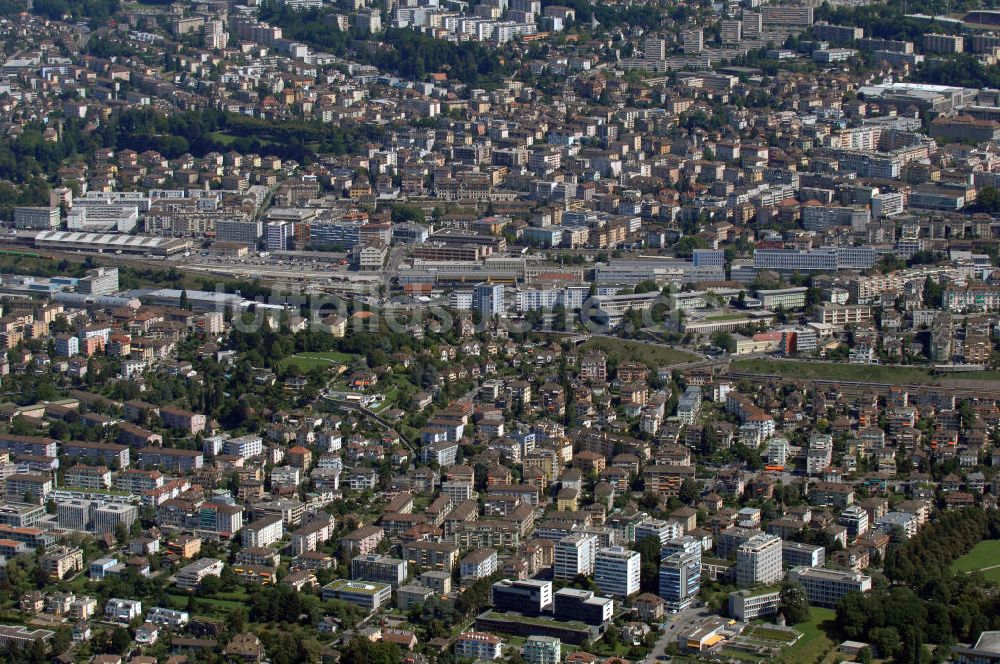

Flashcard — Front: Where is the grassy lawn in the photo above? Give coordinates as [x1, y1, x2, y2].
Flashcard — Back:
[721, 647, 766, 662]
[208, 131, 276, 146]
[951, 540, 1000, 574]
[705, 314, 749, 321]
[948, 371, 1000, 381]
[279, 351, 355, 371]
[373, 387, 399, 410]
[166, 593, 246, 616]
[579, 337, 700, 366]
[977, 567, 1000, 582]
[731, 358, 1000, 385]
[776, 608, 837, 664]
[745, 626, 799, 644]
[731, 359, 936, 384]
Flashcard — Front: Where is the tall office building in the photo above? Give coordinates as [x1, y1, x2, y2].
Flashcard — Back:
[554, 533, 598, 580]
[92, 503, 138, 535]
[736, 533, 783, 588]
[594, 547, 641, 598]
[204, 20, 229, 49]
[644, 36, 666, 62]
[742, 11, 762, 36]
[266, 221, 292, 251]
[659, 551, 701, 612]
[682, 28, 704, 53]
[473, 282, 505, 320]
[215, 220, 263, 248]
[721, 19, 742, 44]
[57, 499, 94, 531]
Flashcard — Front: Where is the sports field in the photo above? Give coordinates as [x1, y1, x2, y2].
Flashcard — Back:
[279, 351, 354, 371]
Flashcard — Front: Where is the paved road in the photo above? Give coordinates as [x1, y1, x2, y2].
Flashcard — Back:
[642, 606, 714, 664]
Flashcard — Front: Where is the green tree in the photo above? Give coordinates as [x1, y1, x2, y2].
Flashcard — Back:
[634, 280, 659, 294]
[711, 331, 736, 353]
[340, 636, 401, 664]
[678, 478, 700, 505]
[779, 580, 810, 624]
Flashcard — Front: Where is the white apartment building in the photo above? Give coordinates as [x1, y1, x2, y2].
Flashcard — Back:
[594, 546, 641, 598]
[872, 192, 904, 218]
[807, 434, 833, 475]
[146, 607, 190, 628]
[223, 435, 263, 460]
[635, 518, 684, 546]
[553, 533, 598, 579]
[175, 558, 225, 590]
[876, 512, 919, 539]
[736, 534, 783, 588]
[455, 632, 504, 660]
[817, 304, 873, 325]
[105, 598, 142, 622]
[242, 515, 283, 548]
[460, 548, 499, 580]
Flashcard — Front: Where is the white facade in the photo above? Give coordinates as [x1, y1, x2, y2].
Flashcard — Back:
[553, 533, 598, 579]
[736, 534, 783, 588]
[105, 598, 142, 622]
[594, 546, 640, 597]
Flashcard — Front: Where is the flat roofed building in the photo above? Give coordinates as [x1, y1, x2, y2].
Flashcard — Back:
[594, 546, 640, 598]
[491, 579, 553, 615]
[728, 588, 781, 620]
[321, 579, 392, 612]
[0, 625, 54, 648]
[456, 632, 504, 660]
[175, 558, 224, 590]
[351, 554, 408, 588]
[553, 587, 613, 625]
[736, 533, 783, 588]
[523, 636, 561, 664]
[659, 551, 700, 612]
[953, 631, 1000, 664]
[781, 541, 825, 568]
[787, 566, 872, 607]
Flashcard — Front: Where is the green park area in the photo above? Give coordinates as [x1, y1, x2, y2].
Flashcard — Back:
[775, 608, 837, 664]
[207, 131, 276, 146]
[704, 313, 750, 321]
[279, 351, 355, 372]
[950, 540, 1000, 581]
[744, 625, 800, 645]
[580, 338, 700, 366]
